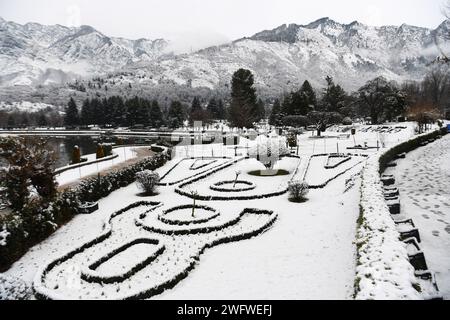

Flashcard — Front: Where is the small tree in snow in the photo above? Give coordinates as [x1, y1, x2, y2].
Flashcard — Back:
[136, 170, 160, 195]
[288, 181, 309, 202]
[249, 135, 289, 172]
[233, 170, 242, 188]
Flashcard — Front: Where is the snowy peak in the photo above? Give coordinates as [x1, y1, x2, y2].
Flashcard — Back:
[0, 17, 169, 86]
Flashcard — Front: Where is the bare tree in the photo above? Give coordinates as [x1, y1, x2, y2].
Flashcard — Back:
[422, 65, 450, 111]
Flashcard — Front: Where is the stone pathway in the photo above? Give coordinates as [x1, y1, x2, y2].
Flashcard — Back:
[389, 134, 450, 299]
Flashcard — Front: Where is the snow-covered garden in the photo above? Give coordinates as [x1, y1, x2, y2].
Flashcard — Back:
[1, 123, 448, 300]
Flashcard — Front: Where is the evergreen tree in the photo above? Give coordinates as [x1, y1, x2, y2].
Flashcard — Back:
[206, 98, 219, 119]
[358, 76, 406, 124]
[167, 100, 186, 128]
[217, 99, 226, 120]
[149, 100, 164, 128]
[81, 99, 93, 126]
[256, 99, 266, 121]
[189, 96, 204, 124]
[269, 99, 284, 126]
[37, 113, 47, 127]
[228, 68, 258, 128]
[64, 97, 80, 127]
[300, 80, 317, 111]
[283, 81, 316, 116]
[322, 76, 347, 113]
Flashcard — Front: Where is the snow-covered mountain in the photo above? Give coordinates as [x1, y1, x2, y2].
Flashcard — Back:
[0, 16, 448, 92]
[115, 17, 447, 93]
[0, 17, 168, 86]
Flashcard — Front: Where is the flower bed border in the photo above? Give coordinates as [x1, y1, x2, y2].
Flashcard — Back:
[80, 238, 166, 284]
[158, 204, 220, 226]
[324, 154, 352, 169]
[33, 201, 162, 299]
[157, 157, 232, 186]
[209, 180, 256, 192]
[34, 207, 277, 300]
[175, 156, 301, 201]
[189, 159, 218, 171]
[303, 153, 369, 189]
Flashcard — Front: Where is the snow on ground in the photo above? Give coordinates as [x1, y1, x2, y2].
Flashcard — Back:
[3, 123, 427, 300]
[55, 146, 139, 186]
[386, 134, 450, 299]
[0, 101, 62, 113]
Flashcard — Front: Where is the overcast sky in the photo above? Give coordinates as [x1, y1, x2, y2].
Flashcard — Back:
[0, 0, 447, 51]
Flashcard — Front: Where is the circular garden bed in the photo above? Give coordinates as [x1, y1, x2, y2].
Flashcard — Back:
[210, 180, 256, 192]
[158, 204, 220, 225]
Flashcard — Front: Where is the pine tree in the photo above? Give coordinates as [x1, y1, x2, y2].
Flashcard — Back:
[269, 99, 283, 126]
[217, 99, 226, 120]
[64, 97, 80, 127]
[167, 101, 186, 128]
[206, 98, 219, 119]
[189, 96, 204, 124]
[256, 99, 266, 121]
[229, 69, 258, 128]
[81, 99, 92, 126]
[283, 81, 316, 116]
[149, 100, 164, 128]
[322, 76, 347, 113]
[37, 113, 47, 127]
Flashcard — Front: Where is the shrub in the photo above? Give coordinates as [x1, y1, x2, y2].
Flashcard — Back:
[248, 135, 289, 170]
[136, 170, 160, 195]
[0, 274, 33, 300]
[96, 144, 105, 159]
[288, 181, 309, 202]
[71, 145, 81, 164]
[0, 152, 169, 272]
[342, 117, 353, 125]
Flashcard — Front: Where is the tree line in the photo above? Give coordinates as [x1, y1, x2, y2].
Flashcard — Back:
[64, 95, 228, 129]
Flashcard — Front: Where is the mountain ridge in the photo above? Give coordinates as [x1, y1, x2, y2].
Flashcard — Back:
[0, 16, 448, 94]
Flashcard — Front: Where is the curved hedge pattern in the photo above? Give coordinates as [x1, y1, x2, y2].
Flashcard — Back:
[158, 204, 220, 226]
[210, 180, 256, 192]
[80, 238, 166, 284]
[33, 203, 277, 300]
[157, 157, 233, 186]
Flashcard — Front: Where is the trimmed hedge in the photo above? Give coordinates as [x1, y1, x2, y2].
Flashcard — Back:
[73, 153, 168, 203]
[158, 157, 232, 186]
[0, 152, 169, 272]
[209, 180, 256, 192]
[33, 201, 162, 299]
[81, 238, 165, 284]
[34, 207, 277, 300]
[379, 128, 447, 174]
[158, 204, 219, 226]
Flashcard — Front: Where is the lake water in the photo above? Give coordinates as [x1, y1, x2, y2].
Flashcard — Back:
[46, 136, 159, 168]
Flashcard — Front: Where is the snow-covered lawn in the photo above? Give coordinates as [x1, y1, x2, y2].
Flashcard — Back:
[386, 134, 450, 299]
[3, 123, 436, 300]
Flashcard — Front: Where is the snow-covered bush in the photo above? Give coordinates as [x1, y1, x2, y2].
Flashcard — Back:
[287, 181, 309, 202]
[136, 170, 160, 195]
[248, 135, 289, 170]
[0, 274, 33, 300]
